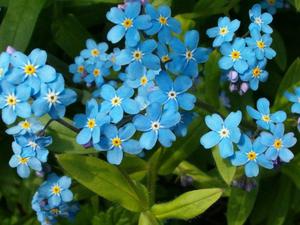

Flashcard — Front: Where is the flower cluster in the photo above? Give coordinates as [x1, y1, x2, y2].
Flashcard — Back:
[71, 1, 207, 165]
[200, 97, 296, 177]
[207, 4, 276, 93]
[260, 0, 284, 15]
[32, 173, 79, 225]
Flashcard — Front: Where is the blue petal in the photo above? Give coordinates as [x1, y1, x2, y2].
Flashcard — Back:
[257, 155, 273, 169]
[100, 84, 116, 101]
[107, 25, 126, 44]
[224, 110, 242, 129]
[279, 148, 294, 163]
[28, 158, 42, 171]
[245, 161, 259, 177]
[16, 102, 31, 119]
[76, 128, 91, 145]
[184, 30, 199, 50]
[147, 103, 162, 121]
[140, 130, 158, 150]
[123, 140, 142, 154]
[2, 106, 17, 125]
[107, 147, 123, 165]
[61, 189, 73, 202]
[49, 195, 61, 207]
[260, 132, 274, 146]
[32, 98, 49, 117]
[125, 2, 141, 18]
[125, 28, 140, 47]
[158, 129, 176, 147]
[219, 56, 233, 70]
[174, 75, 192, 92]
[119, 123, 136, 140]
[219, 138, 234, 158]
[246, 106, 261, 120]
[38, 65, 56, 83]
[178, 93, 196, 111]
[257, 97, 270, 114]
[109, 106, 124, 123]
[135, 15, 151, 30]
[200, 131, 220, 149]
[133, 115, 151, 131]
[160, 110, 181, 128]
[231, 152, 248, 166]
[270, 111, 286, 123]
[282, 133, 297, 148]
[205, 114, 223, 131]
[17, 164, 30, 178]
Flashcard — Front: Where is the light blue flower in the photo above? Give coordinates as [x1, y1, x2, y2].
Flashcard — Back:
[145, 4, 181, 43]
[6, 118, 44, 136]
[260, 0, 283, 15]
[249, 4, 273, 34]
[0, 52, 10, 82]
[133, 102, 181, 149]
[97, 123, 142, 165]
[85, 61, 110, 87]
[246, 97, 286, 130]
[69, 56, 87, 83]
[149, 71, 196, 111]
[0, 81, 31, 125]
[169, 30, 210, 77]
[105, 48, 121, 72]
[246, 28, 276, 60]
[206, 16, 240, 47]
[219, 38, 256, 74]
[231, 134, 273, 177]
[8, 49, 57, 94]
[32, 74, 77, 119]
[80, 39, 108, 62]
[260, 123, 296, 162]
[74, 98, 110, 145]
[285, 87, 300, 114]
[100, 84, 140, 123]
[200, 111, 242, 158]
[106, 2, 152, 47]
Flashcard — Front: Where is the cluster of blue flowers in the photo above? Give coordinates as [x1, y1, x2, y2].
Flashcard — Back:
[32, 173, 79, 225]
[70, 1, 208, 165]
[207, 4, 276, 94]
[200, 97, 297, 177]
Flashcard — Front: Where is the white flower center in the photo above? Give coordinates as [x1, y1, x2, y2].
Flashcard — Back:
[151, 121, 160, 131]
[218, 127, 230, 138]
[168, 91, 177, 99]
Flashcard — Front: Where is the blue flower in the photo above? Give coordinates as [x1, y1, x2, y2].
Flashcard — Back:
[100, 84, 140, 123]
[39, 174, 74, 207]
[0, 52, 10, 82]
[7, 49, 57, 94]
[149, 72, 196, 111]
[260, 123, 296, 162]
[115, 39, 160, 79]
[69, 56, 87, 83]
[169, 30, 210, 77]
[285, 87, 300, 114]
[32, 74, 77, 119]
[74, 98, 110, 145]
[260, 0, 283, 15]
[97, 123, 142, 165]
[246, 98, 286, 130]
[145, 4, 181, 43]
[133, 103, 181, 150]
[0, 81, 31, 125]
[6, 117, 44, 136]
[240, 60, 268, 90]
[246, 28, 276, 60]
[9, 141, 42, 178]
[206, 16, 240, 47]
[173, 112, 196, 137]
[80, 39, 108, 62]
[200, 111, 242, 158]
[231, 134, 273, 177]
[249, 4, 273, 34]
[106, 48, 121, 72]
[106, 2, 152, 47]
[85, 61, 110, 87]
[156, 42, 171, 67]
[219, 38, 255, 74]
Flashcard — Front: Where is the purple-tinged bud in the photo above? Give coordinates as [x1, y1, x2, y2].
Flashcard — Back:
[83, 140, 93, 148]
[239, 82, 249, 95]
[180, 175, 193, 187]
[6, 46, 16, 54]
[229, 83, 238, 92]
[227, 70, 239, 83]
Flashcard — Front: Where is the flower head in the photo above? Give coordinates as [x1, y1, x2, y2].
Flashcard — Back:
[6, 117, 44, 136]
[80, 39, 108, 62]
[284, 87, 300, 114]
[249, 4, 273, 34]
[260, 0, 284, 15]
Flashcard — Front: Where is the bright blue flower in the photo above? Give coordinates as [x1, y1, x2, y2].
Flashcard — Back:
[6, 117, 44, 136]
[74, 98, 110, 145]
[0, 81, 31, 125]
[115, 39, 160, 79]
[173, 112, 196, 137]
[0, 52, 10, 82]
[206, 16, 240, 47]
[149, 72, 196, 111]
[69, 56, 87, 83]
[106, 2, 152, 47]
[260, 0, 283, 15]
[100, 84, 140, 123]
[39, 174, 74, 208]
[285, 87, 300, 114]
[7, 49, 57, 94]
[260, 123, 296, 162]
[240, 60, 268, 90]
[169, 30, 210, 77]
[249, 4, 273, 34]
[200, 111, 242, 158]
[231, 134, 273, 177]
[80, 39, 108, 62]
[219, 38, 256, 74]
[246, 28, 276, 60]
[97, 123, 142, 165]
[32, 74, 77, 119]
[106, 48, 121, 71]
[145, 4, 181, 43]
[133, 103, 181, 150]
[85, 61, 110, 87]
[246, 97, 286, 130]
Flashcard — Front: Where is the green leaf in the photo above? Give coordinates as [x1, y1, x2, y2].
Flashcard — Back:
[212, 147, 236, 186]
[57, 154, 149, 212]
[287, 0, 300, 11]
[227, 187, 258, 225]
[151, 188, 223, 220]
[138, 211, 161, 225]
[119, 154, 148, 181]
[0, 0, 46, 51]
[64, 0, 122, 7]
[273, 30, 287, 71]
[52, 14, 92, 58]
[273, 58, 300, 109]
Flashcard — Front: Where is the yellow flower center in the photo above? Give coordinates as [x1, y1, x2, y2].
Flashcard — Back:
[51, 208, 60, 215]
[185, 50, 193, 60]
[257, 40, 265, 49]
[267, 0, 276, 5]
[19, 157, 29, 164]
[161, 55, 170, 63]
[140, 75, 148, 86]
[6, 95, 17, 106]
[230, 50, 241, 61]
[219, 27, 229, 36]
[122, 18, 133, 29]
[133, 50, 143, 60]
[24, 64, 36, 76]
[247, 151, 257, 160]
[111, 137, 122, 147]
[77, 65, 84, 73]
[91, 48, 100, 57]
[273, 139, 282, 150]
[51, 185, 61, 195]
[262, 114, 270, 122]
[158, 15, 168, 25]
[0, 67, 4, 76]
[93, 69, 100, 77]
[255, 17, 263, 25]
[87, 118, 96, 129]
[252, 67, 261, 78]
[21, 120, 31, 129]
[111, 96, 122, 106]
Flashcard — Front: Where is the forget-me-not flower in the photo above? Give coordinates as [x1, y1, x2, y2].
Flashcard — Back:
[249, 4, 273, 34]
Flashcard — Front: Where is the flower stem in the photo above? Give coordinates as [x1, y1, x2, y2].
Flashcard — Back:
[55, 118, 80, 133]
